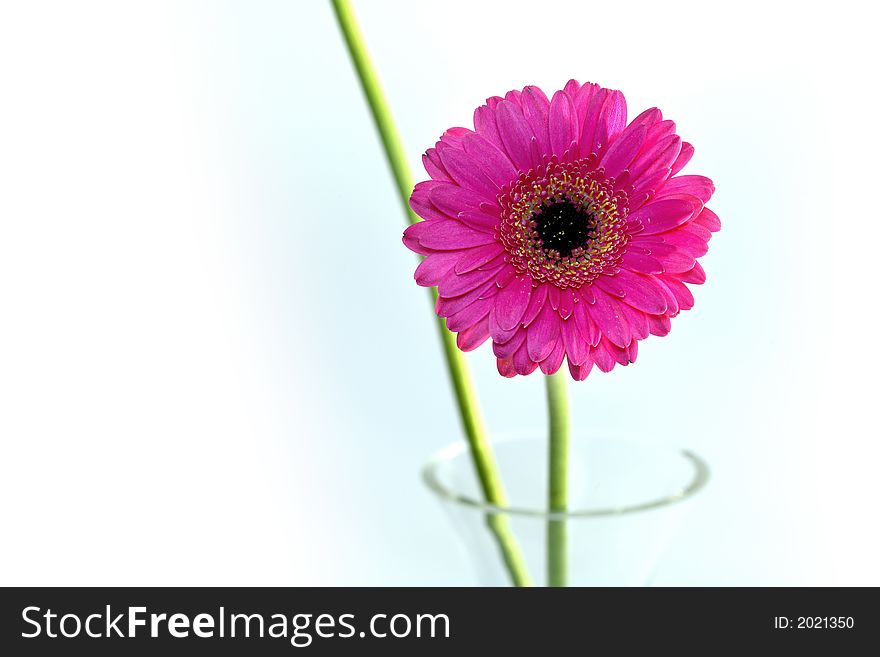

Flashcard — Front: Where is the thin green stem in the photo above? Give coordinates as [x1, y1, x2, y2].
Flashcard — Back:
[329, 0, 417, 225]
[546, 372, 570, 587]
[330, 0, 531, 587]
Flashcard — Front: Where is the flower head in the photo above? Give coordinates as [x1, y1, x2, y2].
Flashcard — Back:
[403, 81, 719, 379]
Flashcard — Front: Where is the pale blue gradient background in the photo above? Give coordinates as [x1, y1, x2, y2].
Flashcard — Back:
[1, 1, 877, 585]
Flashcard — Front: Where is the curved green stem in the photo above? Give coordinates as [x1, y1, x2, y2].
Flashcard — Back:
[330, 0, 531, 587]
[546, 372, 570, 587]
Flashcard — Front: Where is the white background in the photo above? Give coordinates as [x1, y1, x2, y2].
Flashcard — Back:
[1, 0, 878, 585]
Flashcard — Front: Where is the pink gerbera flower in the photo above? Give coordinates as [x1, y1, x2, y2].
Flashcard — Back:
[403, 81, 720, 380]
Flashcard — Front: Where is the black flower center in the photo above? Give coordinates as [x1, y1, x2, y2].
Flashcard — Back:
[535, 201, 594, 257]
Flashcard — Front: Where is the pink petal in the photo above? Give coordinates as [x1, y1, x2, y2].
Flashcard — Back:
[438, 263, 505, 298]
[648, 314, 671, 336]
[632, 241, 695, 273]
[694, 206, 721, 232]
[521, 86, 551, 158]
[563, 79, 581, 97]
[473, 104, 504, 151]
[578, 88, 609, 156]
[577, 285, 595, 304]
[495, 100, 535, 173]
[608, 340, 630, 367]
[437, 146, 499, 200]
[423, 148, 452, 182]
[591, 339, 617, 372]
[417, 220, 497, 250]
[600, 122, 647, 179]
[568, 358, 594, 381]
[527, 302, 561, 362]
[488, 308, 520, 344]
[593, 273, 626, 298]
[429, 183, 488, 216]
[445, 295, 492, 332]
[660, 228, 709, 258]
[645, 118, 676, 145]
[620, 250, 665, 274]
[453, 243, 505, 274]
[659, 276, 694, 310]
[629, 135, 681, 185]
[521, 284, 549, 327]
[626, 192, 651, 214]
[683, 221, 713, 243]
[493, 275, 532, 331]
[558, 287, 575, 320]
[493, 327, 527, 359]
[478, 201, 502, 218]
[480, 252, 508, 273]
[619, 302, 649, 340]
[606, 269, 668, 314]
[670, 142, 694, 176]
[656, 278, 679, 317]
[539, 338, 566, 375]
[410, 181, 450, 222]
[461, 132, 518, 188]
[630, 168, 672, 209]
[628, 197, 697, 235]
[439, 127, 470, 147]
[628, 107, 663, 131]
[494, 264, 516, 288]
[588, 288, 631, 348]
[513, 340, 539, 375]
[456, 315, 490, 352]
[594, 90, 627, 153]
[485, 96, 504, 110]
[414, 251, 459, 286]
[678, 261, 706, 284]
[549, 90, 578, 161]
[620, 340, 639, 365]
[402, 220, 432, 255]
[573, 82, 600, 127]
[436, 279, 497, 317]
[456, 209, 500, 231]
[561, 317, 589, 366]
[573, 295, 600, 346]
[497, 356, 516, 378]
[657, 175, 715, 203]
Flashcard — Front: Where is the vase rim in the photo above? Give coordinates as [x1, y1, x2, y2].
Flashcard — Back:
[422, 435, 709, 519]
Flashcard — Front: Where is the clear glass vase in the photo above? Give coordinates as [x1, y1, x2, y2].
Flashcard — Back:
[423, 435, 708, 586]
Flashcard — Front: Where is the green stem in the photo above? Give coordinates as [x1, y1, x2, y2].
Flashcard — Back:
[330, 0, 531, 587]
[546, 372, 570, 587]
